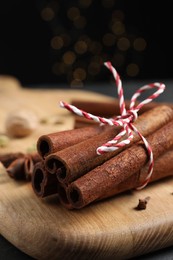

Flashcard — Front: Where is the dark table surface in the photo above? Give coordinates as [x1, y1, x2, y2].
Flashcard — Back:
[1, 79, 173, 260]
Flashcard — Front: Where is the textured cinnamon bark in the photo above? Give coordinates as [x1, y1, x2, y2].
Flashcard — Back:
[31, 161, 58, 198]
[57, 149, 173, 209]
[99, 148, 173, 201]
[37, 125, 107, 159]
[66, 120, 173, 209]
[45, 105, 173, 184]
[71, 99, 173, 118]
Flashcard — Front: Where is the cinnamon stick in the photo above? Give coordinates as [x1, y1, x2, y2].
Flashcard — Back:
[57, 149, 173, 209]
[71, 99, 173, 118]
[31, 161, 58, 198]
[37, 125, 107, 159]
[57, 183, 73, 209]
[45, 105, 173, 184]
[24, 153, 41, 181]
[74, 116, 98, 129]
[66, 120, 173, 209]
[99, 148, 173, 201]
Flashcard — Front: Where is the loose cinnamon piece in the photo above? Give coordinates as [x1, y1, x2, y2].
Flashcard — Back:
[45, 105, 173, 183]
[37, 125, 107, 159]
[1, 152, 41, 180]
[71, 99, 173, 118]
[0, 152, 24, 168]
[66, 120, 173, 209]
[31, 162, 58, 197]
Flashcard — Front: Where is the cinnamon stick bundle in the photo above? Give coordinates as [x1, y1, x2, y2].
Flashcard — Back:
[37, 125, 107, 159]
[65, 120, 173, 209]
[45, 105, 173, 184]
[57, 148, 173, 209]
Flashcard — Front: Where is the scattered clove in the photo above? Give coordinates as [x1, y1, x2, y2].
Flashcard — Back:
[135, 196, 151, 210]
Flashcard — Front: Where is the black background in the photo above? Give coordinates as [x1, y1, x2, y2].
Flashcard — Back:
[0, 0, 173, 86]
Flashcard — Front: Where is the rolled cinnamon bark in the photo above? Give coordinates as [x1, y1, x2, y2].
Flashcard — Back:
[66, 120, 173, 209]
[57, 183, 73, 209]
[24, 153, 41, 181]
[57, 148, 173, 209]
[31, 161, 58, 198]
[74, 116, 98, 129]
[71, 99, 173, 118]
[45, 105, 173, 183]
[99, 148, 173, 200]
[24, 156, 34, 181]
[37, 125, 107, 159]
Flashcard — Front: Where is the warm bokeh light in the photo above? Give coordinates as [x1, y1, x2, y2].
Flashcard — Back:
[41, 7, 55, 21]
[102, 0, 115, 9]
[112, 10, 125, 22]
[67, 7, 80, 21]
[70, 79, 84, 87]
[117, 37, 130, 51]
[51, 36, 64, 49]
[126, 63, 139, 77]
[111, 21, 125, 35]
[63, 51, 76, 65]
[73, 68, 86, 80]
[133, 37, 147, 51]
[73, 16, 87, 29]
[74, 40, 88, 54]
[102, 33, 116, 47]
[79, 0, 92, 8]
[39, 1, 147, 82]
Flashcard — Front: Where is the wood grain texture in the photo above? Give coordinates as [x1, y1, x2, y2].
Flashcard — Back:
[1, 80, 173, 259]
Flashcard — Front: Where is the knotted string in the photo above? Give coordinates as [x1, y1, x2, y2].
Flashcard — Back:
[60, 61, 165, 189]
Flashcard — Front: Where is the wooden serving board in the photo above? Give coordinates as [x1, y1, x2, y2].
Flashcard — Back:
[1, 78, 173, 259]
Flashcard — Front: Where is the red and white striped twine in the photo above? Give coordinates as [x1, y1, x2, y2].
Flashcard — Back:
[60, 61, 165, 189]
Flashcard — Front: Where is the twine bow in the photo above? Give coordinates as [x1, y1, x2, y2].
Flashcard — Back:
[60, 61, 165, 189]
